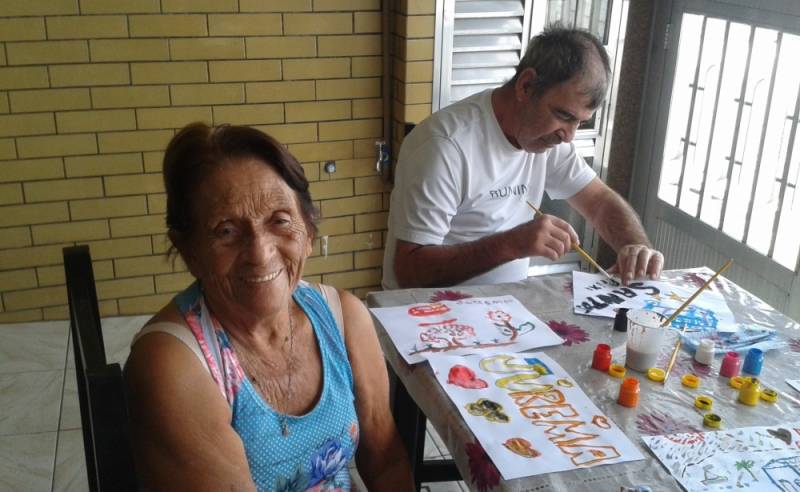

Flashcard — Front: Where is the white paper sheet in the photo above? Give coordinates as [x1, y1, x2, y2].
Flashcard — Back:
[642, 422, 800, 491]
[429, 352, 645, 480]
[787, 379, 800, 393]
[370, 295, 564, 364]
[572, 271, 737, 332]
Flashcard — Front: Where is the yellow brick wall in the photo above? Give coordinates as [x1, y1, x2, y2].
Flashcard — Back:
[0, 1, 393, 322]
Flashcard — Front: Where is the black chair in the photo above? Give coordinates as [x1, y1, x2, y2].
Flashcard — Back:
[63, 245, 139, 492]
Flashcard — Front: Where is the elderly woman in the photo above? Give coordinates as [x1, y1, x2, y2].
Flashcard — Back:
[124, 123, 413, 491]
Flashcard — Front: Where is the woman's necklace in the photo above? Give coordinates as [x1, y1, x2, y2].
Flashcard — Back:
[230, 304, 295, 437]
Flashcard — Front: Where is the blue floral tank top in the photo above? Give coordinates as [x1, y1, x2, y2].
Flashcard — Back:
[174, 281, 359, 491]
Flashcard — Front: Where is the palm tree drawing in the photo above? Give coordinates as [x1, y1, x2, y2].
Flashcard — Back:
[735, 459, 758, 482]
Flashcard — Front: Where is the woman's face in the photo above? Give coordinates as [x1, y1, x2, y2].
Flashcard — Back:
[179, 158, 312, 320]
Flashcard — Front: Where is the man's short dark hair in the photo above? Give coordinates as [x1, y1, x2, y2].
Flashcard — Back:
[511, 24, 611, 108]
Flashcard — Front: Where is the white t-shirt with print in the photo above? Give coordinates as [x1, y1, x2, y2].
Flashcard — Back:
[382, 89, 596, 289]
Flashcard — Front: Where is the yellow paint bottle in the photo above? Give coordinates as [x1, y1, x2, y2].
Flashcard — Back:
[738, 378, 761, 406]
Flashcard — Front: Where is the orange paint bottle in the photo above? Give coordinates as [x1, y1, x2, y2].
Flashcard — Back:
[617, 377, 640, 408]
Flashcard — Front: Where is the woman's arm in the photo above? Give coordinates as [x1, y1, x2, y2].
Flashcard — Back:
[124, 331, 256, 492]
[339, 289, 414, 491]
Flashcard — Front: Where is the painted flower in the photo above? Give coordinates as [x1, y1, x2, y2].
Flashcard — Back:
[276, 466, 308, 492]
[487, 310, 512, 323]
[789, 338, 800, 353]
[465, 440, 500, 492]
[636, 410, 702, 436]
[308, 439, 348, 487]
[349, 421, 359, 446]
[546, 320, 590, 346]
[430, 290, 473, 302]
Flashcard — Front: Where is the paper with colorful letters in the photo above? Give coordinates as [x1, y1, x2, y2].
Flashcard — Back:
[369, 296, 563, 364]
[429, 352, 645, 480]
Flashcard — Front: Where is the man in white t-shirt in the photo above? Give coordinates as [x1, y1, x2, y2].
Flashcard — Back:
[382, 26, 664, 289]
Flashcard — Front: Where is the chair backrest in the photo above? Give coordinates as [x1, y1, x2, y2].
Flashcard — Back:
[63, 245, 139, 492]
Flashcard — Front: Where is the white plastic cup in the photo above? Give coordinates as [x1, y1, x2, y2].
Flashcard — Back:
[695, 339, 715, 365]
[625, 309, 668, 372]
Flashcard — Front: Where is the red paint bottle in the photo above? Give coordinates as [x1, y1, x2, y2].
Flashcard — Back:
[592, 343, 612, 371]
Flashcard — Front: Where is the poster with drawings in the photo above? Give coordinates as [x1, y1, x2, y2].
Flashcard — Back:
[571, 271, 737, 332]
[369, 296, 563, 364]
[428, 352, 644, 480]
[642, 423, 800, 491]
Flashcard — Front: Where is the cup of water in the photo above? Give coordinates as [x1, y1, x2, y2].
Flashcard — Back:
[626, 309, 668, 372]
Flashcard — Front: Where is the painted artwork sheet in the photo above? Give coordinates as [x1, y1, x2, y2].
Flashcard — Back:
[370, 296, 564, 364]
[429, 352, 645, 480]
[642, 423, 800, 491]
[571, 271, 737, 332]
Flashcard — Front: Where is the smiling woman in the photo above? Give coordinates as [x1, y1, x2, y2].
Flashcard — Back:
[123, 123, 413, 492]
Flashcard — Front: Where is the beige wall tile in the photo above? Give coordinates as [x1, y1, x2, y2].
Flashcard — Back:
[257, 123, 318, 144]
[283, 58, 350, 80]
[46, 15, 128, 39]
[65, 153, 142, 177]
[98, 130, 173, 153]
[71, 196, 147, 220]
[90, 39, 170, 62]
[129, 14, 207, 37]
[79, 0, 160, 14]
[115, 255, 173, 277]
[170, 38, 245, 60]
[320, 194, 382, 217]
[318, 118, 382, 142]
[10, 88, 91, 112]
[284, 13, 352, 35]
[131, 61, 208, 84]
[354, 249, 383, 269]
[88, 236, 152, 259]
[290, 140, 353, 162]
[171, 83, 244, 106]
[0, 183, 22, 205]
[0, 226, 32, 249]
[322, 268, 381, 289]
[0, 158, 63, 183]
[240, 0, 311, 11]
[154, 271, 195, 293]
[17, 134, 97, 158]
[37, 259, 113, 286]
[209, 60, 281, 82]
[352, 98, 383, 118]
[118, 293, 173, 315]
[50, 63, 129, 87]
[352, 56, 383, 77]
[91, 86, 170, 109]
[104, 173, 163, 196]
[212, 103, 284, 126]
[305, 253, 352, 275]
[246, 81, 315, 103]
[0, 269, 38, 292]
[31, 219, 109, 245]
[96, 276, 154, 300]
[0, 67, 49, 90]
[355, 211, 388, 232]
[355, 175, 390, 194]
[56, 109, 136, 133]
[314, 0, 380, 11]
[317, 216, 353, 236]
[0, 243, 64, 269]
[208, 14, 282, 36]
[319, 34, 382, 57]
[0, 113, 55, 137]
[109, 215, 166, 237]
[136, 107, 212, 130]
[246, 36, 317, 59]
[317, 77, 381, 100]
[309, 179, 354, 200]
[285, 101, 350, 123]
[161, 0, 237, 12]
[0, 0, 77, 17]
[3, 285, 67, 310]
[354, 12, 381, 33]
[0, 18, 47, 42]
[24, 177, 103, 202]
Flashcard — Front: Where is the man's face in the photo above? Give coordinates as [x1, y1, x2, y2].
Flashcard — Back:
[511, 70, 599, 153]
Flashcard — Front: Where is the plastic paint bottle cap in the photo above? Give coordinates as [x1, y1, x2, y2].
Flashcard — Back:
[591, 343, 612, 372]
[742, 348, 764, 376]
[681, 374, 700, 388]
[694, 395, 713, 411]
[729, 376, 751, 389]
[720, 351, 741, 378]
[760, 388, 778, 403]
[695, 339, 715, 366]
[608, 364, 626, 378]
[618, 377, 640, 408]
[646, 367, 665, 382]
[703, 413, 722, 428]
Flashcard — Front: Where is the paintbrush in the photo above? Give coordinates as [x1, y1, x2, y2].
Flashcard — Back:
[661, 259, 733, 383]
[525, 200, 614, 282]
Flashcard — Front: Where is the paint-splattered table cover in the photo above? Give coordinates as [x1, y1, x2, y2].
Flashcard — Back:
[367, 269, 800, 492]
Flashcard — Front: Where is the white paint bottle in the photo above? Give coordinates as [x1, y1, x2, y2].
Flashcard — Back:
[695, 339, 715, 366]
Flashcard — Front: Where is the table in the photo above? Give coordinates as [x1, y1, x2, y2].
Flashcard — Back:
[367, 270, 800, 491]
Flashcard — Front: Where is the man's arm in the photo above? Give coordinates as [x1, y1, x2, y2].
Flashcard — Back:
[567, 177, 663, 283]
[393, 212, 579, 288]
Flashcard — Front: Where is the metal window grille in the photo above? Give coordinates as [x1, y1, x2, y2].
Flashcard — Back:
[658, 13, 800, 271]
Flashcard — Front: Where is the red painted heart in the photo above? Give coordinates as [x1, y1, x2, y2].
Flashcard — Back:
[447, 364, 488, 389]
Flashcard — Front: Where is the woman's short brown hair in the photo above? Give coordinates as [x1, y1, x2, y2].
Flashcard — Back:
[163, 122, 319, 240]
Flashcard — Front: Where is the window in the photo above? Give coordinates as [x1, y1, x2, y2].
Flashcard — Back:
[658, 13, 800, 270]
